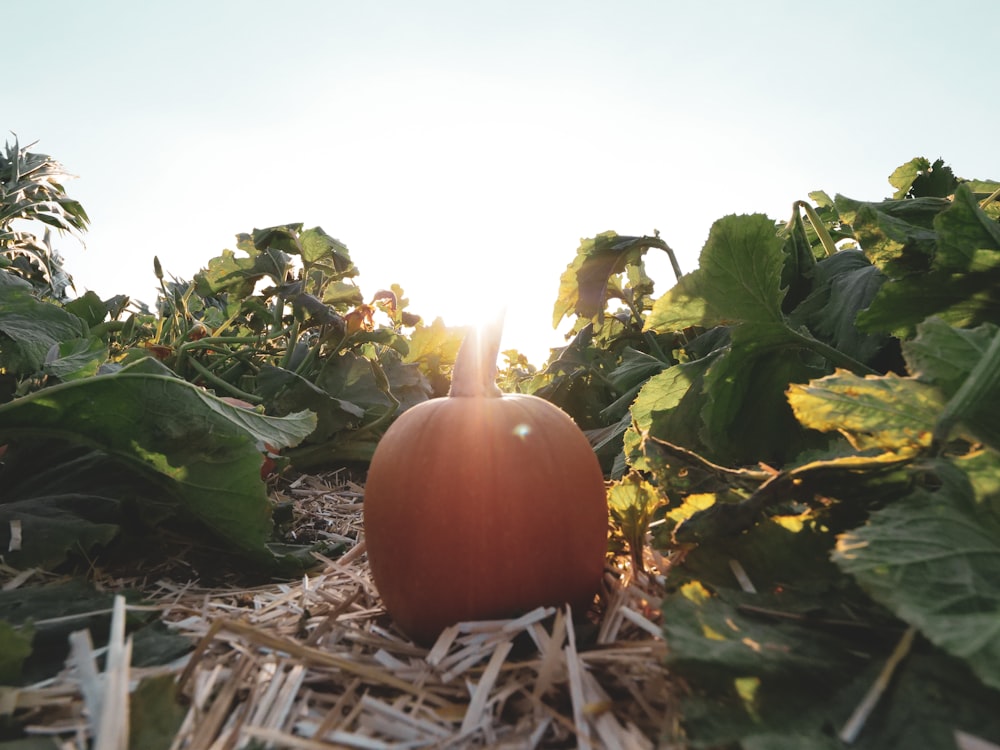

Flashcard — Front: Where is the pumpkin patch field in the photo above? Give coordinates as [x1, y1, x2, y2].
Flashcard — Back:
[2, 139, 1000, 748]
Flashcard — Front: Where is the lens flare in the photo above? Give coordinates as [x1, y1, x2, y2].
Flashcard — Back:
[512, 423, 531, 440]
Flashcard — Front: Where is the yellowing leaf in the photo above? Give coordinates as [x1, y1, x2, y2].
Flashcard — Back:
[787, 370, 945, 452]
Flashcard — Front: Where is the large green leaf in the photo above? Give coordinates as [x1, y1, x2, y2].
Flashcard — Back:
[834, 458, 1000, 691]
[701, 324, 828, 465]
[646, 214, 786, 332]
[632, 350, 720, 455]
[0, 273, 87, 374]
[786, 249, 893, 369]
[0, 358, 316, 563]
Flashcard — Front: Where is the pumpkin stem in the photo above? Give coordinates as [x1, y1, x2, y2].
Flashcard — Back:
[449, 310, 505, 397]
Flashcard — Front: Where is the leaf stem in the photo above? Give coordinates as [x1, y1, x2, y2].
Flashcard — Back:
[788, 328, 879, 376]
[795, 200, 839, 258]
[647, 234, 684, 281]
[980, 185, 1000, 209]
[355, 358, 402, 436]
[184, 356, 263, 403]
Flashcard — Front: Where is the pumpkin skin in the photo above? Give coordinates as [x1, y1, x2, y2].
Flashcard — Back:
[363, 391, 608, 645]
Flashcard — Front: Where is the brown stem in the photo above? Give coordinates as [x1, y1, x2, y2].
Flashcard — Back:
[449, 310, 505, 397]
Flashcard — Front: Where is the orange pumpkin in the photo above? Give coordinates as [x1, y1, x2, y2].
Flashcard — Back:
[363, 315, 608, 644]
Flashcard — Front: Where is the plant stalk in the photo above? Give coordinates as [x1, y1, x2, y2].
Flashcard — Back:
[449, 311, 505, 397]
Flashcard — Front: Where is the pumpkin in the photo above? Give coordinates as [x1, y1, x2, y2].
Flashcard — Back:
[363, 314, 608, 644]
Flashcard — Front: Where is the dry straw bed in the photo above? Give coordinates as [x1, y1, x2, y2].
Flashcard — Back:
[4, 471, 677, 749]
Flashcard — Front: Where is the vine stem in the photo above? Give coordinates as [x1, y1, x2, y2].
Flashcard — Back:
[184, 357, 262, 403]
[647, 234, 684, 282]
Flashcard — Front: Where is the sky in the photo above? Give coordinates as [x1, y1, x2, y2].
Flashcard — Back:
[9, 0, 1000, 362]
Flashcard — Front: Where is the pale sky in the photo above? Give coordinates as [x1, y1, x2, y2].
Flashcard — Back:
[10, 1, 999, 362]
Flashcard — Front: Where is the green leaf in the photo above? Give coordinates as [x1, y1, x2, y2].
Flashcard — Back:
[664, 510, 1000, 748]
[606, 346, 667, 391]
[0, 619, 32, 684]
[778, 208, 818, 312]
[841, 199, 940, 277]
[888, 157, 959, 200]
[834, 459, 1000, 691]
[856, 271, 1000, 337]
[40, 336, 108, 381]
[935, 184, 1000, 272]
[607, 473, 664, 561]
[632, 352, 720, 458]
[787, 371, 945, 452]
[299, 226, 358, 279]
[256, 364, 365, 442]
[0, 359, 317, 563]
[321, 279, 364, 308]
[0, 492, 122, 569]
[193, 247, 261, 297]
[63, 290, 108, 328]
[904, 319, 1000, 449]
[856, 186, 1000, 336]
[701, 324, 829, 465]
[0, 277, 86, 374]
[786, 250, 893, 369]
[129, 674, 187, 750]
[646, 214, 785, 332]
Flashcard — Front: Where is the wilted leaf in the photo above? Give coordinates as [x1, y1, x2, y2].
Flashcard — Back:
[552, 232, 668, 327]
